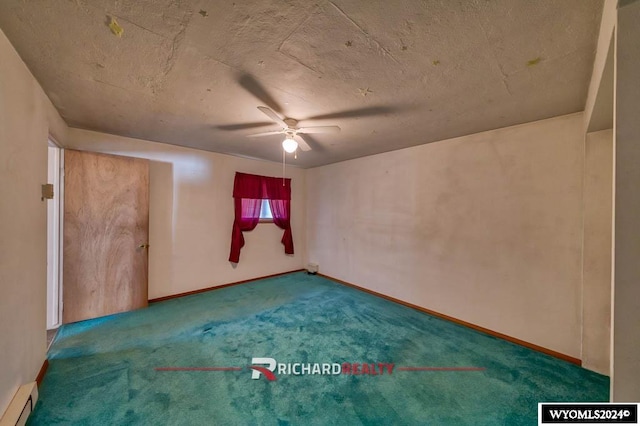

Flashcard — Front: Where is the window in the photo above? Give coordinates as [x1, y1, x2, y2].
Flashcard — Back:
[229, 172, 293, 263]
[259, 199, 273, 221]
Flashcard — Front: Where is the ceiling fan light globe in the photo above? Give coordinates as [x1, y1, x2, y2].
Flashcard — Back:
[282, 138, 298, 153]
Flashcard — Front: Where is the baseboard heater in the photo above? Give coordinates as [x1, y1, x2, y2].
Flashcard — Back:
[0, 382, 38, 426]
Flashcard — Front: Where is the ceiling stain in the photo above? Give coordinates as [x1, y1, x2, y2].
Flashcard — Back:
[328, 1, 400, 65]
[108, 17, 123, 37]
[527, 57, 542, 67]
[198, 10, 208, 18]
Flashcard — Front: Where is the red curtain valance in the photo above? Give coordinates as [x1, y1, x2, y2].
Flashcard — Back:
[229, 172, 294, 263]
[233, 172, 291, 200]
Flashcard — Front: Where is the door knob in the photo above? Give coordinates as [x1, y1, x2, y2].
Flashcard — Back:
[139, 243, 150, 249]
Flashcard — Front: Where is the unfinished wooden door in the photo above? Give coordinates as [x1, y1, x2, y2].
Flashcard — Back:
[63, 150, 149, 323]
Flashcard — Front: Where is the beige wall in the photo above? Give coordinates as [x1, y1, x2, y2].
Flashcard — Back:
[582, 129, 613, 374]
[612, 0, 640, 401]
[306, 113, 586, 358]
[65, 129, 306, 299]
[0, 29, 67, 414]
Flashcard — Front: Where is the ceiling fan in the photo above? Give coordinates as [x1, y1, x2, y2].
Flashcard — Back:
[247, 106, 340, 153]
[216, 74, 400, 156]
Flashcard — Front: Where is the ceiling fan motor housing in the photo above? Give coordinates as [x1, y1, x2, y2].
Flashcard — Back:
[283, 118, 298, 128]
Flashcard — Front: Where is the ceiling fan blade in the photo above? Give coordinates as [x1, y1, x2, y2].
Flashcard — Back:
[305, 106, 394, 120]
[257, 106, 288, 128]
[294, 134, 312, 152]
[215, 122, 273, 131]
[238, 74, 283, 114]
[297, 126, 341, 134]
[247, 130, 285, 138]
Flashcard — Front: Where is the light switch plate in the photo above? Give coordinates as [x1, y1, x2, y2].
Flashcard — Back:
[41, 183, 54, 200]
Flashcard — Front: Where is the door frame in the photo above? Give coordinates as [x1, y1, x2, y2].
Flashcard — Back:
[46, 139, 64, 329]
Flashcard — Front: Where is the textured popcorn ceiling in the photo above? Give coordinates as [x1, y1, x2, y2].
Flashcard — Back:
[0, 0, 603, 168]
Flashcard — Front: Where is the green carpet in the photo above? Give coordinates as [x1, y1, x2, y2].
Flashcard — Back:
[29, 272, 608, 425]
